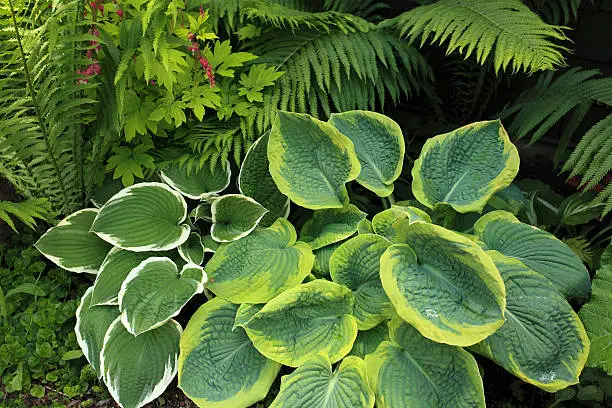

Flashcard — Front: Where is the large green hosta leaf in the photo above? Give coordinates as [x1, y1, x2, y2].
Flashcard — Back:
[91, 183, 190, 251]
[329, 110, 404, 197]
[101, 318, 181, 408]
[380, 223, 506, 346]
[371, 205, 431, 243]
[471, 252, 589, 392]
[240, 280, 358, 367]
[365, 317, 485, 408]
[269, 354, 374, 408]
[330, 234, 395, 330]
[412, 120, 519, 213]
[268, 112, 360, 209]
[474, 210, 591, 298]
[179, 298, 280, 408]
[210, 194, 268, 242]
[119, 258, 206, 335]
[35, 209, 112, 274]
[206, 218, 314, 303]
[160, 162, 230, 200]
[300, 204, 366, 250]
[349, 322, 390, 359]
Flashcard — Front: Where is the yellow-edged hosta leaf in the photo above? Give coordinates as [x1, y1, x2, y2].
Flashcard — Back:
[300, 204, 366, 250]
[349, 322, 390, 359]
[371, 205, 431, 243]
[312, 241, 343, 276]
[160, 162, 230, 200]
[210, 194, 268, 242]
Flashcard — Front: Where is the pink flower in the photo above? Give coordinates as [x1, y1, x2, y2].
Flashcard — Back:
[85, 65, 94, 76]
[86, 49, 93, 59]
[150, 80, 156, 86]
[91, 62, 101, 75]
[199, 5, 206, 18]
[188, 33, 196, 42]
[116, 9, 123, 18]
[98, 4, 104, 15]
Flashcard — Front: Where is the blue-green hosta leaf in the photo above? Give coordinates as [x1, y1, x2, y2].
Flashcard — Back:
[474, 210, 591, 298]
[35, 209, 112, 274]
[211, 194, 268, 242]
[371, 205, 431, 243]
[178, 232, 205, 264]
[239, 133, 290, 227]
[269, 354, 374, 408]
[235, 303, 265, 329]
[471, 252, 589, 392]
[300, 204, 366, 250]
[206, 218, 314, 303]
[380, 223, 506, 346]
[179, 298, 280, 408]
[330, 234, 394, 330]
[160, 162, 231, 200]
[268, 112, 361, 209]
[365, 317, 485, 408]
[119, 258, 206, 335]
[91, 183, 190, 251]
[312, 241, 343, 276]
[349, 322, 390, 359]
[240, 280, 358, 367]
[329, 111, 404, 197]
[101, 318, 181, 408]
[412, 120, 519, 213]
[487, 184, 527, 215]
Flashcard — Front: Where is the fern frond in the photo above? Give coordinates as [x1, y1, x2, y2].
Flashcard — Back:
[323, 0, 389, 18]
[0, 198, 51, 232]
[524, 0, 581, 24]
[563, 236, 595, 268]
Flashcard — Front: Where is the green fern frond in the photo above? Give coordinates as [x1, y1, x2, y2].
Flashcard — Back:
[563, 236, 595, 268]
[524, 0, 581, 24]
[0, 198, 51, 232]
[323, 0, 389, 18]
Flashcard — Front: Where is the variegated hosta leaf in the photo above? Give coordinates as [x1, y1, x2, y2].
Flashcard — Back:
[270, 354, 374, 408]
[91, 177, 124, 208]
[235, 303, 265, 329]
[75, 287, 119, 375]
[471, 251, 589, 392]
[487, 184, 527, 215]
[206, 218, 314, 303]
[329, 110, 405, 197]
[101, 318, 181, 408]
[411, 120, 519, 213]
[119, 258, 206, 336]
[240, 280, 358, 367]
[91, 183, 190, 252]
[300, 204, 366, 250]
[268, 111, 360, 209]
[380, 222, 506, 346]
[160, 162, 231, 200]
[312, 241, 343, 276]
[239, 132, 290, 227]
[474, 210, 591, 298]
[178, 232, 205, 265]
[357, 219, 374, 234]
[35, 209, 112, 274]
[179, 298, 280, 408]
[371, 205, 431, 243]
[349, 322, 390, 359]
[211, 194, 268, 242]
[190, 202, 212, 222]
[330, 234, 395, 330]
[201, 234, 220, 253]
[365, 317, 485, 408]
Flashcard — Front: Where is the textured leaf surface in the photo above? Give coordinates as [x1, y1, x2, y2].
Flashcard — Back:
[349, 323, 390, 359]
[300, 204, 366, 250]
[160, 162, 230, 199]
[211, 195, 268, 242]
[206, 218, 314, 303]
[313, 242, 343, 276]
[178, 232, 205, 265]
[371, 205, 431, 243]
[411, 120, 519, 213]
[179, 298, 280, 408]
[268, 112, 360, 209]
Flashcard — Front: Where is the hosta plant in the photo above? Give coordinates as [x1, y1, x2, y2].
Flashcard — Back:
[36, 110, 593, 408]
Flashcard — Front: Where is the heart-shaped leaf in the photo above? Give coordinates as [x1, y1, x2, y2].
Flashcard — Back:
[211, 194, 268, 242]
[178, 232, 205, 264]
[371, 205, 431, 243]
[300, 204, 366, 250]
[160, 162, 230, 199]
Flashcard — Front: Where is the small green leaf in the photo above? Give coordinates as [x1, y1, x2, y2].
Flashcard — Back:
[178, 232, 205, 265]
[211, 194, 269, 242]
[30, 384, 45, 398]
[5, 283, 46, 299]
[61, 350, 84, 361]
[348, 322, 390, 359]
[300, 204, 366, 250]
[371, 205, 431, 243]
[160, 162, 231, 200]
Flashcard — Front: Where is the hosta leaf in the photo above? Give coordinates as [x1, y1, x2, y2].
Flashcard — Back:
[190, 202, 212, 222]
[474, 210, 591, 298]
[240, 280, 358, 367]
[329, 111, 404, 197]
[206, 218, 314, 303]
[91, 177, 124, 208]
[239, 133, 290, 227]
[371, 205, 431, 243]
[269, 354, 374, 408]
[268, 112, 360, 209]
[380, 223, 506, 346]
[411, 120, 519, 213]
[119, 258, 206, 335]
[312, 242, 343, 276]
[330, 234, 395, 330]
[35, 209, 112, 274]
[201, 234, 220, 253]
[349, 322, 390, 359]
[300, 204, 366, 250]
[160, 162, 231, 199]
[101, 318, 181, 408]
[471, 252, 589, 392]
[178, 232, 205, 265]
[179, 298, 280, 408]
[211, 194, 268, 242]
[365, 317, 485, 408]
[357, 219, 374, 234]
[91, 183, 190, 251]
[487, 184, 527, 215]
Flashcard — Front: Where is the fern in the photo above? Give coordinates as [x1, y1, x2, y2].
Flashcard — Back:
[0, 198, 51, 232]
[323, 0, 389, 18]
[524, 0, 581, 24]
[563, 236, 595, 268]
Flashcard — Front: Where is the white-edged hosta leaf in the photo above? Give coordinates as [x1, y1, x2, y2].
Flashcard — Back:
[365, 317, 485, 408]
[240, 280, 358, 367]
[35, 209, 112, 274]
[160, 162, 231, 200]
[371, 205, 431, 243]
[101, 318, 181, 408]
[206, 218, 314, 303]
[179, 232, 205, 264]
[91, 183, 190, 252]
[201, 234, 220, 253]
[329, 110, 404, 197]
[300, 204, 366, 250]
[239, 132, 290, 227]
[380, 223, 506, 346]
[411, 120, 519, 213]
[190, 203, 212, 222]
[119, 258, 206, 335]
[349, 322, 390, 359]
[312, 242, 343, 276]
[268, 111, 360, 209]
[474, 210, 591, 298]
[269, 354, 374, 408]
[211, 194, 268, 242]
[179, 298, 280, 408]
